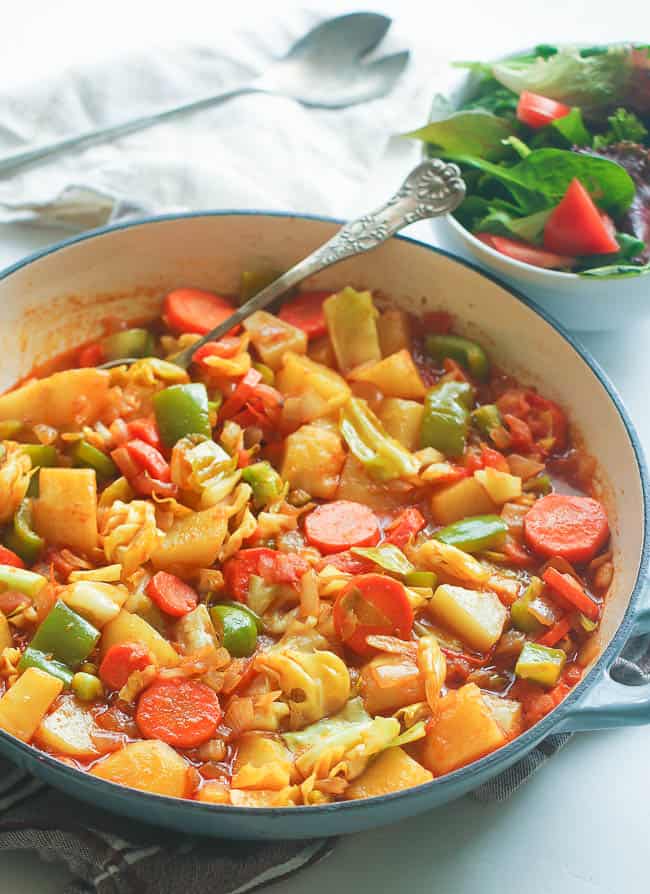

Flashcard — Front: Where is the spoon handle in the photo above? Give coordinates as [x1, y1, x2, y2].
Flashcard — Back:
[0, 84, 263, 176]
[170, 159, 465, 369]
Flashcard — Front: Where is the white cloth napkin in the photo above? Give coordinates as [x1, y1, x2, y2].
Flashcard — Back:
[0, 10, 444, 230]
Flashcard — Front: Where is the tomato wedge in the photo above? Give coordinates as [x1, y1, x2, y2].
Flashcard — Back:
[99, 642, 152, 691]
[223, 547, 309, 603]
[476, 233, 576, 270]
[163, 288, 239, 335]
[304, 501, 381, 554]
[384, 507, 426, 549]
[278, 291, 331, 339]
[524, 494, 609, 563]
[516, 91, 571, 129]
[333, 573, 414, 656]
[543, 178, 620, 256]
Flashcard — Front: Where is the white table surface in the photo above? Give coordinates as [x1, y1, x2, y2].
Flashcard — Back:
[2, 1, 650, 891]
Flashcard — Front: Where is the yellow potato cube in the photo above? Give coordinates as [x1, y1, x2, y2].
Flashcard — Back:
[91, 740, 190, 797]
[378, 398, 424, 451]
[429, 584, 507, 652]
[276, 352, 351, 422]
[243, 311, 307, 370]
[481, 692, 523, 739]
[0, 368, 110, 427]
[346, 746, 433, 799]
[35, 694, 100, 758]
[60, 581, 128, 629]
[152, 504, 228, 570]
[281, 424, 345, 499]
[336, 456, 404, 514]
[0, 668, 63, 741]
[360, 655, 425, 716]
[430, 476, 496, 525]
[421, 683, 507, 775]
[33, 468, 98, 554]
[100, 610, 179, 667]
[349, 350, 426, 400]
[475, 468, 522, 504]
[377, 309, 411, 357]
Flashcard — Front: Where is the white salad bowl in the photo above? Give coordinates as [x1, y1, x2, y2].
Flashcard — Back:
[428, 52, 650, 333]
[0, 211, 648, 840]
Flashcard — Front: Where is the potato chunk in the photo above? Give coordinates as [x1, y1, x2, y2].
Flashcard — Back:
[481, 692, 523, 739]
[33, 468, 98, 554]
[276, 352, 351, 425]
[35, 694, 100, 757]
[60, 581, 128, 629]
[346, 746, 432, 799]
[430, 476, 496, 525]
[378, 398, 424, 451]
[421, 683, 507, 775]
[429, 584, 507, 652]
[152, 504, 228, 571]
[90, 740, 189, 797]
[360, 654, 425, 716]
[281, 424, 345, 499]
[243, 311, 307, 370]
[336, 455, 403, 514]
[0, 668, 63, 741]
[349, 350, 426, 400]
[100, 610, 179, 667]
[0, 369, 111, 428]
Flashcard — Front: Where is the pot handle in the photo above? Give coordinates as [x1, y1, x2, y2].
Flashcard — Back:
[556, 583, 650, 733]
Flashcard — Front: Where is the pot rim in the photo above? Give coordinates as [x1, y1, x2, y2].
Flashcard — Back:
[0, 209, 647, 818]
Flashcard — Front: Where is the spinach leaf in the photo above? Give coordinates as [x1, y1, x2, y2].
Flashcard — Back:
[576, 232, 645, 270]
[579, 262, 650, 277]
[448, 148, 636, 216]
[454, 195, 521, 231]
[406, 111, 513, 160]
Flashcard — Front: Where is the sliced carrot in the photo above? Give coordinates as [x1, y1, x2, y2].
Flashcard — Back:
[0, 545, 26, 569]
[77, 342, 105, 368]
[304, 500, 381, 554]
[278, 291, 331, 339]
[524, 494, 609, 563]
[146, 572, 198, 617]
[127, 418, 162, 450]
[163, 288, 239, 336]
[219, 369, 263, 420]
[333, 573, 413, 656]
[99, 642, 152, 691]
[192, 337, 242, 365]
[536, 615, 572, 647]
[136, 677, 222, 748]
[384, 507, 426, 549]
[542, 566, 599, 621]
[125, 440, 171, 482]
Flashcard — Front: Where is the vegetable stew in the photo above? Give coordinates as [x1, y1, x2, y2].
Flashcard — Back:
[0, 282, 611, 805]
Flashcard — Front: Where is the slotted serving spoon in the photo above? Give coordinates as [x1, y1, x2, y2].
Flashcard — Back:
[0, 13, 409, 177]
[98, 158, 466, 371]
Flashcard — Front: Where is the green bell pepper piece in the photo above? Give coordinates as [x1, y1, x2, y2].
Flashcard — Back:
[240, 270, 282, 304]
[31, 600, 100, 669]
[252, 362, 275, 386]
[471, 404, 502, 439]
[5, 500, 44, 564]
[340, 397, 419, 481]
[0, 565, 47, 598]
[435, 514, 507, 553]
[69, 439, 117, 481]
[154, 383, 211, 447]
[515, 641, 566, 688]
[0, 420, 22, 440]
[523, 473, 552, 495]
[18, 647, 74, 687]
[241, 461, 284, 509]
[101, 328, 155, 361]
[210, 604, 258, 657]
[20, 444, 58, 467]
[404, 570, 438, 589]
[510, 577, 545, 635]
[420, 381, 473, 457]
[425, 334, 490, 382]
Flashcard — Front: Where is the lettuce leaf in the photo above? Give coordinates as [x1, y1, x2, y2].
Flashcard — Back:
[405, 111, 513, 161]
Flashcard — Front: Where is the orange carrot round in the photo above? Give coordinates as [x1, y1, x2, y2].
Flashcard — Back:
[146, 571, 198, 617]
[136, 677, 222, 748]
[304, 500, 380, 554]
[333, 573, 413, 656]
[163, 288, 239, 335]
[278, 291, 331, 338]
[524, 494, 609, 563]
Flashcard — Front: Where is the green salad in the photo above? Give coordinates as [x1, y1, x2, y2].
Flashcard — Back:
[408, 44, 650, 277]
